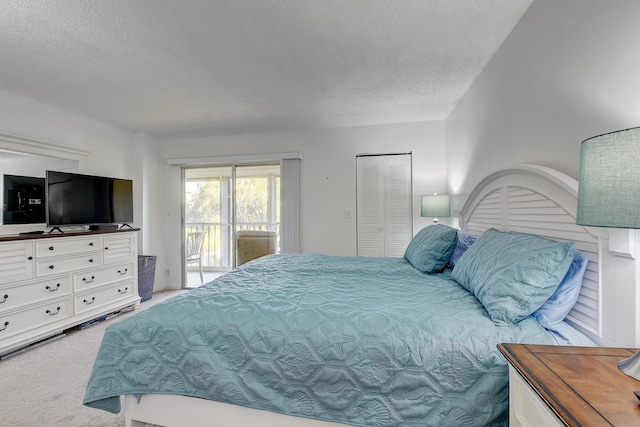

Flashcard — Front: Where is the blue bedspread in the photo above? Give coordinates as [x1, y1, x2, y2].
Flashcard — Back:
[84, 254, 553, 426]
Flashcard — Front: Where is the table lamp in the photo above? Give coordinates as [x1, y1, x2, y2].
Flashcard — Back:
[576, 126, 640, 381]
[421, 194, 450, 224]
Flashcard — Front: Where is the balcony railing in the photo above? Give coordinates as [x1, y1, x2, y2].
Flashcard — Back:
[186, 222, 279, 270]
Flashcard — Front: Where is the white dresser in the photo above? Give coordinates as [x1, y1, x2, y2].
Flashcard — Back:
[0, 229, 140, 356]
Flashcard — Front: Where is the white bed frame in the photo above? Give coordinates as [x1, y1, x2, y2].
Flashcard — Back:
[124, 164, 639, 427]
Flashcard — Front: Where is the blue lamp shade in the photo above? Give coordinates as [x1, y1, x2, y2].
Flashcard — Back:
[576, 127, 640, 228]
[421, 194, 450, 223]
[577, 127, 640, 382]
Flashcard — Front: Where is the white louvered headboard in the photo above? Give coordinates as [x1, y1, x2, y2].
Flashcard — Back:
[459, 165, 602, 344]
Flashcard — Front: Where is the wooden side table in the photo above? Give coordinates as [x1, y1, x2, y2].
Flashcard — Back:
[498, 343, 640, 426]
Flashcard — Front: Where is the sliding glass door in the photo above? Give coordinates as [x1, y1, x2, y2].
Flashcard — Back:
[183, 164, 281, 288]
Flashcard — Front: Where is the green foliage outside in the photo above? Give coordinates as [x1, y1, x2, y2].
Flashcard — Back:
[236, 177, 268, 224]
[185, 175, 279, 227]
[185, 179, 221, 223]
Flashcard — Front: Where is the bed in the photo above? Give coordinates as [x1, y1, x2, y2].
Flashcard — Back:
[84, 164, 619, 427]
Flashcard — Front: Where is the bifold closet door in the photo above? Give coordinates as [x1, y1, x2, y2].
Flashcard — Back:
[356, 154, 412, 257]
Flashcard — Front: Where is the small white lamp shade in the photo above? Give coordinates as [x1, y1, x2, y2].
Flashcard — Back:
[577, 127, 640, 228]
[421, 194, 450, 223]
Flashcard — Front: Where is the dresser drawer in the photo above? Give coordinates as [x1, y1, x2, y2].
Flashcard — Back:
[73, 262, 134, 291]
[0, 230, 139, 356]
[36, 253, 104, 278]
[0, 297, 73, 341]
[0, 276, 72, 313]
[509, 366, 563, 427]
[35, 236, 102, 259]
[74, 281, 135, 315]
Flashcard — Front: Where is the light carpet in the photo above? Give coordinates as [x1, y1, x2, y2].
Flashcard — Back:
[0, 290, 186, 427]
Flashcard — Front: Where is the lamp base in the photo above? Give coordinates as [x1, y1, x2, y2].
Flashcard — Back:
[619, 350, 640, 381]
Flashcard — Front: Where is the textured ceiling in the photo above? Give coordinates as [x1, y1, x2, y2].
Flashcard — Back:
[0, 1, 533, 139]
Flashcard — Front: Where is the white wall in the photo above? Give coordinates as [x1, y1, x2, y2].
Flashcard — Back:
[133, 132, 168, 291]
[0, 90, 135, 178]
[447, 0, 640, 203]
[446, 0, 640, 346]
[0, 88, 167, 289]
[162, 121, 446, 288]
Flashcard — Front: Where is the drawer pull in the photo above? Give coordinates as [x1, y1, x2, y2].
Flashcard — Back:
[45, 284, 61, 292]
[89, 242, 94, 246]
[83, 297, 95, 305]
[118, 287, 128, 294]
[89, 258, 94, 263]
[82, 276, 95, 284]
[0, 321, 8, 332]
[49, 265, 55, 270]
[49, 246, 55, 251]
[27, 256, 33, 260]
[46, 306, 61, 316]
[104, 247, 109, 250]
[0, 294, 8, 304]
[118, 268, 128, 275]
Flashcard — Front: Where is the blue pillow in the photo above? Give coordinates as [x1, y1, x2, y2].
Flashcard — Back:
[451, 228, 574, 325]
[404, 224, 458, 274]
[446, 231, 477, 268]
[532, 249, 588, 330]
[546, 320, 597, 346]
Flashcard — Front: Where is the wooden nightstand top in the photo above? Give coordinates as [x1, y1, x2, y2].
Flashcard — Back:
[498, 343, 640, 426]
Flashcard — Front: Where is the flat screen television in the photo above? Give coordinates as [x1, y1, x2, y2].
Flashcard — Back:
[46, 170, 133, 228]
[3, 174, 46, 224]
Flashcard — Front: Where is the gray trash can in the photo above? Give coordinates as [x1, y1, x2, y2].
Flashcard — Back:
[138, 255, 157, 302]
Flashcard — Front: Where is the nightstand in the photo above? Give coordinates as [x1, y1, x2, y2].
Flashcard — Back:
[498, 343, 640, 426]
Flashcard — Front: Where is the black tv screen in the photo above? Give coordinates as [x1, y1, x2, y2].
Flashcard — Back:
[3, 174, 46, 224]
[46, 171, 133, 227]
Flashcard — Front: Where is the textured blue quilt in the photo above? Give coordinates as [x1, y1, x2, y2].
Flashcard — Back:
[84, 254, 553, 426]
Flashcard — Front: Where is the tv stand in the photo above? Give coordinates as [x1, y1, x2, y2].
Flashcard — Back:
[0, 229, 140, 356]
[48, 227, 64, 234]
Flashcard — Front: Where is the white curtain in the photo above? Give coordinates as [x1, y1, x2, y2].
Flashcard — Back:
[280, 158, 300, 253]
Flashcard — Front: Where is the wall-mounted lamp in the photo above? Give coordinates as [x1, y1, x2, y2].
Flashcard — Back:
[421, 193, 450, 224]
[576, 126, 640, 381]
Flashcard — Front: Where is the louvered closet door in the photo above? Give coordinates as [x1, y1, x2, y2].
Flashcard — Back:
[357, 154, 412, 257]
[357, 156, 385, 256]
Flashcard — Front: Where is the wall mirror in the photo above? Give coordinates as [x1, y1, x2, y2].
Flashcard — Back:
[0, 132, 89, 233]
